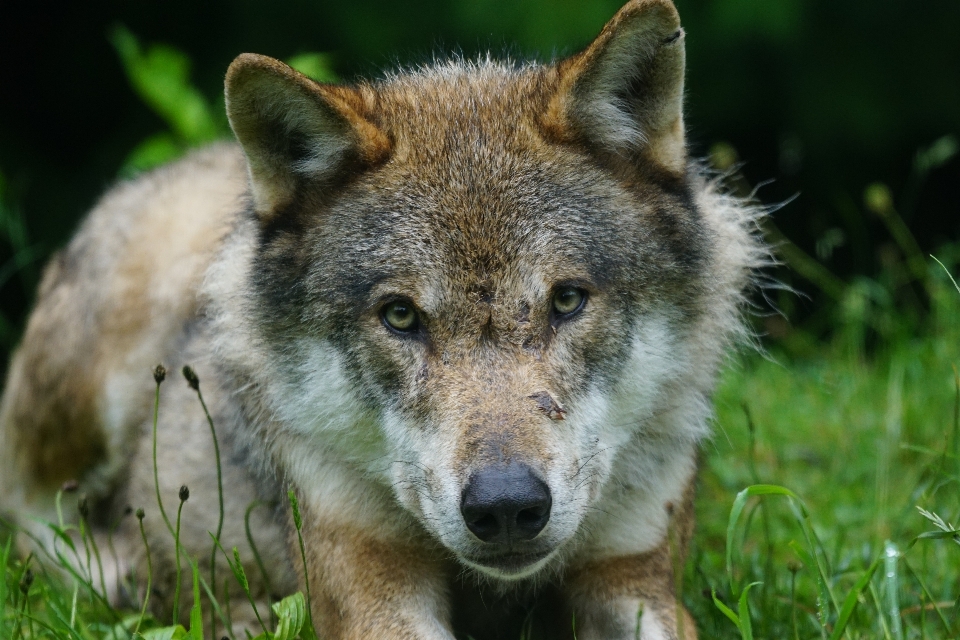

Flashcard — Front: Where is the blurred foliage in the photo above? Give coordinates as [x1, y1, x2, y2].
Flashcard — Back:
[110, 25, 227, 173]
[108, 26, 338, 174]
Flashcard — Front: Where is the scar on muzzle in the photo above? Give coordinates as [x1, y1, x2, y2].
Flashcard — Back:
[528, 390, 566, 420]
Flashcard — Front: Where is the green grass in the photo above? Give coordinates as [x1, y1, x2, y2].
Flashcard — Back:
[686, 266, 960, 639]
[4, 291, 960, 639]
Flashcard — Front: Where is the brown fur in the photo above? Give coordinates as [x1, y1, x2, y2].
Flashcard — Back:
[1, 2, 766, 637]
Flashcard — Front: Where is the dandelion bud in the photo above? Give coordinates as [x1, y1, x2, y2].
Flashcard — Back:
[179, 485, 190, 502]
[154, 364, 167, 384]
[136, 508, 145, 521]
[182, 365, 200, 391]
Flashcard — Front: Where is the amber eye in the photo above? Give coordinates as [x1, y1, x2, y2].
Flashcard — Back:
[382, 300, 419, 333]
[552, 287, 586, 317]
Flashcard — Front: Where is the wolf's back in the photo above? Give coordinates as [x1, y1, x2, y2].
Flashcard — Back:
[0, 144, 247, 522]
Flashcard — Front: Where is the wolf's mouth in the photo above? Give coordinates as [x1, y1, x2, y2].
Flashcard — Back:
[462, 549, 554, 578]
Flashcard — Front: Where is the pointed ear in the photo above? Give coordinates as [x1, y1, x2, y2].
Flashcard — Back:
[225, 54, 391, 219]
[544, 0, 687, 173]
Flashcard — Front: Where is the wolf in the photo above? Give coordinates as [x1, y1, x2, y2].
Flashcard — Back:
[0, 0, 763, 637]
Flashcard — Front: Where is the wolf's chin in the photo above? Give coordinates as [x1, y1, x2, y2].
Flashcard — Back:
[459, 548, 559, 581]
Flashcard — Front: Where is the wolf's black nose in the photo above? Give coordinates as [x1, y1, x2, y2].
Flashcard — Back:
[461, 463, 551, 543]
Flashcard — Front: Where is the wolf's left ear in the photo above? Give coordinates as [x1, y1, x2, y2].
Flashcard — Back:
[544, 0, 686, 173]
[225, 54, 391, 219]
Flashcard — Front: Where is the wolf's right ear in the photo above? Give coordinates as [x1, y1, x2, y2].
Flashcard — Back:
[225, 54, 391, 219]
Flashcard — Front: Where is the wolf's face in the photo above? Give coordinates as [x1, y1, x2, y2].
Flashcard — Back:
[224, 1, 717, 581]
[311, 115, 703, 578]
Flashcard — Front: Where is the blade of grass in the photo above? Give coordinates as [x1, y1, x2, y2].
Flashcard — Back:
[712, 588, 741, 629]
[901, 558, 952, 635]
[187, 560, 202, 640]
[172, 487, 189, 623]
[134, 510, 153, 637]
[931, 256, 960, 295]
[737, 582, 761, 640]
[788, 541, 830, 638]
[288, 489, 318, 640]
[208, 534, 268, 637]
[196, 572, 235, 640]
[0, 535, 10, 614]
[150, 366, 176, 539]
[828, 555, 881, 640]
[245, 501, 276, 626]
[884, 541, 904, 640]
[868, 581, 894, 640]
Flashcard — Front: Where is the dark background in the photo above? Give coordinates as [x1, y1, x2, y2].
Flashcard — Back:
[0, 0, 958, 356]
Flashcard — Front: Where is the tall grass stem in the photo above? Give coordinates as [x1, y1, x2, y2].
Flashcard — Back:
[183, 365, 226, 639]
[134, 510, 153, 636]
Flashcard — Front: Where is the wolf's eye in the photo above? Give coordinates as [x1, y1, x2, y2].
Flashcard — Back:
[382, 301, 419, 333]
[552, 287, 586, 318]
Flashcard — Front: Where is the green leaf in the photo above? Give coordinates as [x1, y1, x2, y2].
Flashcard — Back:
[272, 592, 307, 640]
[142, 625, 188, 640]
[712, 588, 741, 629]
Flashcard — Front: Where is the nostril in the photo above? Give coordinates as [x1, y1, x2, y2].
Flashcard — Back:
[514, 497, 550, 540]
[465, 512, 501, 542]
[517, 507, 548, 526]
[516, 506, 547, 529]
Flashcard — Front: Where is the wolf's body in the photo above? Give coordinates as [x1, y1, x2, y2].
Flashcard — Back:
[0, 1, 763, 638]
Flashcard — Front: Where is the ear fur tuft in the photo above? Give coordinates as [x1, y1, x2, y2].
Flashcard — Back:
[225, 53, 391, 219]
[544, 0, 687, 173]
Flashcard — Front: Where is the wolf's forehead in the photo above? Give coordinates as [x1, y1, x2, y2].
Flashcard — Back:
[359, 155, 615, 285]
[319, 66, 695, 306]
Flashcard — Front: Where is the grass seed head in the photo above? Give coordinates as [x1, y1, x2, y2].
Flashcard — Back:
[182, 365, 200, 390]
[288, 489, 303, 531]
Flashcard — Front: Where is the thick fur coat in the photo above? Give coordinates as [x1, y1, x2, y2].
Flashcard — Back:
[0, 1, 764, 638]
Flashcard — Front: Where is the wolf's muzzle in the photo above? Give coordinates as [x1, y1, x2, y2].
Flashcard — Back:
[460, 462, 551, 544]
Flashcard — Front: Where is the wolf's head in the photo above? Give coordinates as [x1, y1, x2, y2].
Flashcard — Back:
[217, 0, 758, 581]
